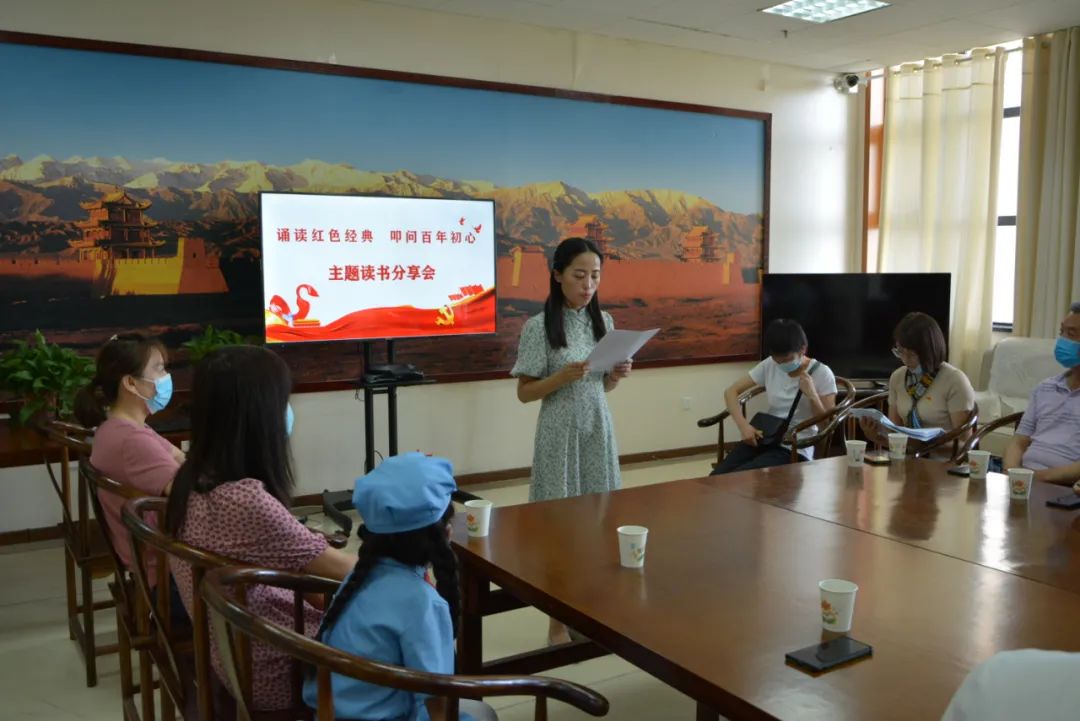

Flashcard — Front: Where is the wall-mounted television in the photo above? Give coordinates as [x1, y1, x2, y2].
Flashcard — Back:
[761, 273, 951, 380]
[259, 192, 496, 344]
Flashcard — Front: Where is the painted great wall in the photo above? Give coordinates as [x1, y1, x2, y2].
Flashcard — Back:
[0, 190, 227, 297]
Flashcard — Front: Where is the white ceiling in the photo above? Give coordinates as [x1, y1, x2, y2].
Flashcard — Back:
[369, 0, 1080, 71]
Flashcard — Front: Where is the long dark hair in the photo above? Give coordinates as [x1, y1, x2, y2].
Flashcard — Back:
[317, 505, 460, 640]
[543, 237, 607, 349]
[165, 345, 294, 535]
[73, 333, 166, 428]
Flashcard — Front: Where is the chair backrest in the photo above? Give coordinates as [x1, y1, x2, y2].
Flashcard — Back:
[696, 385, 768, 467]
[835, 377, 857, 407]
[80, 458, 147, 612]
[202, 566, 610, 721]
[123, 496, 234, 721]
[838, 390, 890, 446]
[961, 411, 1025, 457]
[785, 377, 858, 460]
[914, 404, 979, 462]
[835, 393, 979, 461]
[41, 421, 96, 556]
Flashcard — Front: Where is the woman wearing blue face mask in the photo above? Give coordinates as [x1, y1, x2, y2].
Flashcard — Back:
[164, 345, 354, 712]
[73, 333, 185, 594]
[858, 312, 975, 448]
[711, 319, 838, 475]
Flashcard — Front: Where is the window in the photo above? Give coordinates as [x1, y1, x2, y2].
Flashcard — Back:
[992, 48, 1022, 330]
[863, 72, 884, 273]
[866, 45, 1021, 328]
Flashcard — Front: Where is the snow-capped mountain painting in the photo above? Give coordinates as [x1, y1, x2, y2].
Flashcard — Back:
[0, 34, 767, 382]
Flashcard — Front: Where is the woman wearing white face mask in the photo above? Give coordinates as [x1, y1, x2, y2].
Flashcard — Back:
[858, 312, 975, 446]
[73, 333, 185, 593]
[711, 319, 837, 475]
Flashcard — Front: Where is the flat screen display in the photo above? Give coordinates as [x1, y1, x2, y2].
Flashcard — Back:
[761, 273, 951, 379]
[259, 192, 496, 344]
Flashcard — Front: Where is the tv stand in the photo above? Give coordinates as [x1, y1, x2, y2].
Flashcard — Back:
[847, 378, 889, 403]
[317, 342, 504, 517]
[357, 340, 435, 473]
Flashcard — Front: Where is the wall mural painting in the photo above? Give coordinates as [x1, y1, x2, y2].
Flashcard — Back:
[0, 32, 769, 385]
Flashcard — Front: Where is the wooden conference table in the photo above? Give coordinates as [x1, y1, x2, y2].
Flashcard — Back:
[452, 457, 1080, 721]
[714, 456, 1080, 595]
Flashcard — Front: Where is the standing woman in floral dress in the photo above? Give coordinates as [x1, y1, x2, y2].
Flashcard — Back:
[511, 237, 631, 646]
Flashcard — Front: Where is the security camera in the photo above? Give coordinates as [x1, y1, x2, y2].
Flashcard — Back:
[833, 73, 866, 94]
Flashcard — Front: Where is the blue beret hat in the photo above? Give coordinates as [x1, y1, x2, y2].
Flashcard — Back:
[353, 452, 457, 534]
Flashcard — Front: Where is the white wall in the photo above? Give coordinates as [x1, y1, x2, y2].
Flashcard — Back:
[0, 0, 859, 533]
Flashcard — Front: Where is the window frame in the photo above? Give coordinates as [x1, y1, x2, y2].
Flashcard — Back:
[993, 105, 1021, 333]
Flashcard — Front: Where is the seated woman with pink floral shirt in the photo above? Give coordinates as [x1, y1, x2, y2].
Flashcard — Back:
[164, 345, 354, 712]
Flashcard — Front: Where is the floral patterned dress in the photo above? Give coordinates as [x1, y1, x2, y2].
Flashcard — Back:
[511, 307, 621, 502]
[170, 478, 328, 711]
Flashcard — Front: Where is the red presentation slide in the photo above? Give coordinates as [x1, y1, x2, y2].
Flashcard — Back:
[260, 193, 496, 344]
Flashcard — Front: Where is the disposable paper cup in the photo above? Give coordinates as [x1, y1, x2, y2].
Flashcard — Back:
[887, 432, 908, 460]
[464, 500, 493, 537]
[617, 525, 648, 568]
[1007, 468, 1034, 501]
[819, 579, 858, 632]
[845, 440, 867, 467]
[968, 450, 991, 479]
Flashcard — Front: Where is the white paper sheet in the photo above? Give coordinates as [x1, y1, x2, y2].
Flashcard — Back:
[586, 328, 660, 373]
[850, 407, 946, 442]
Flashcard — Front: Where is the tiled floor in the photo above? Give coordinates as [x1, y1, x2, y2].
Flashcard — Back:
[0, 454, 717, 721]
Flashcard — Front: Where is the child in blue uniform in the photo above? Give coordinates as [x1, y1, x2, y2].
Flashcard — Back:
[303, 452, 497, 721]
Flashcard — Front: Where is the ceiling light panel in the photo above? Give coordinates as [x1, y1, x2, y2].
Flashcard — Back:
[761, 0, 890, 24]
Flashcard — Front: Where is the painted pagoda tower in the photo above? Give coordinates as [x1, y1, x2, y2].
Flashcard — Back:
[680, 226, 720, 263]
[72, 190, 165, 259]
[566, 214, 614, 257]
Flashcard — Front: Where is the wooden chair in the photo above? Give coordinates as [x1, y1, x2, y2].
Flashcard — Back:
[124, 496, 231, 721]
[123, 496, 341, 721]
[698, 378, 857, 467]
[82, 459, 163, 721]
[698, 386, 765, 467]
[840, 391, 890, 447]
[838, 395, 979, 462]
[782, 377, 857, 462]
[201, 566, 611, 721]
[916, 405, 978, 462]
[957, 411, 1024, 460]
[40, 420, 115, 687]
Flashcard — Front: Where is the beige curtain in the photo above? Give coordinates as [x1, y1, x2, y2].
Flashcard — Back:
[878, 49, 1004, 385]
[1014, 28, 1080, 337]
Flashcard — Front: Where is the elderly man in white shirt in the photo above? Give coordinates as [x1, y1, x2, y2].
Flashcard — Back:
[941, 649, 1080, 721]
